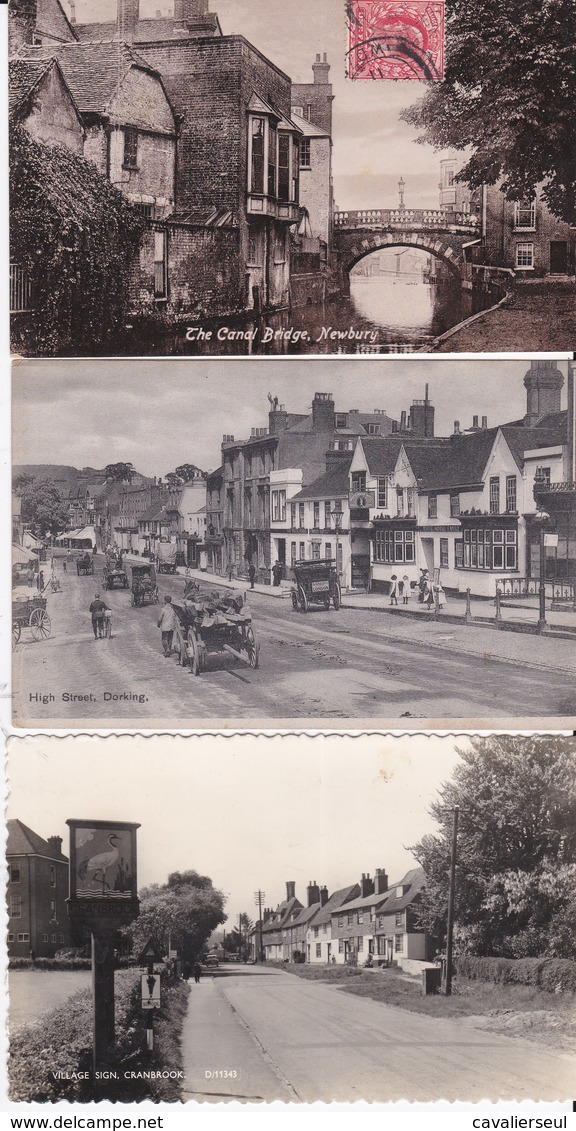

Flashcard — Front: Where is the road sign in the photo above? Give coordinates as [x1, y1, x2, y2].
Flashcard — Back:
[137, 936, 164, 965]
[169, 949, 177, 959]
[544, 533, 559, 547]
[141, 973, 161, 1010]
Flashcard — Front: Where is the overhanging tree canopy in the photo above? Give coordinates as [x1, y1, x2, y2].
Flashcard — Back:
[402, 0, 576, 224]
[125, 870, 227, 962]
[411, 736, 576, 959]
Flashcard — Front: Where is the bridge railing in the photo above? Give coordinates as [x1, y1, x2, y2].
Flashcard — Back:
[334, 208, 480, 231]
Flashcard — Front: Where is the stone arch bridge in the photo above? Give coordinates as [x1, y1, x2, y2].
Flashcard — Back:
[333, 209, 480, 288]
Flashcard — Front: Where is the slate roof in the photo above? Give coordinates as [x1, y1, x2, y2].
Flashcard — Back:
[334, 889, 387, 914]
[9, 57, 57, 115]
[262, 895, 303, 934]
[137, 504, 170, 523]
[19, 42, 172, 121]
[310, 884, 360, 927]
[376, 867, 426, 914]
[288, 903, 321, 928]
[7, 819, 68, 861]
[73, 17, 222, 43]
[291, 460, 352, 501]
[291, 111, 329, 140]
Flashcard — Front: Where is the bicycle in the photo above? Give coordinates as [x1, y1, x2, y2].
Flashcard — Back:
[103, 610, 113, 639]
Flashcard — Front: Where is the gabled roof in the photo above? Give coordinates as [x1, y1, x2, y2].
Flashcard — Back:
[359, 436, 406, 477]
[137, 504, 170, 523]
[9, 57, 81, 125]
[377, 867, 425, 914]
[291, 460, 352, 501]
[7, 819, 68, 861]
[20, 41, 174, 125]
[334, 888, 387, 914]
[311, 884, 360, 927]
[288, 902, 321, 928]
[262, 895, 303, 934]
[291, 111, 329, 139]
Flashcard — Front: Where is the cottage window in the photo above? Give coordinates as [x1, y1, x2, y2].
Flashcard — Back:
[50, 900, 56, 921]
[515, 242, 534, 268]
[313, 502, 320, 528]
[395, 912, 403, 928]
[291, 541, 297, 565]
[300, 138, 311, 168]
[299, 542, 305, 559]
[50, 866, 56, 888]
[513, 201, 536, 230]
[535, 466, 551, 488]
[358, 911, 363, 924]
[324, 501, 331, 528]
[450, 492, 460, 517]
[338, 938, 344, 952]
[325, 543, 332, 558]
[277, 132, 290, 201]
[338, 915, 344, 928]
[428, 493, 438, 519]
[312, 541, 321, 560]
[315, 943, 322, 957]
[357, 936, 364, 951]
[267, 122, 277, 197]
[374, 528, 414, 564]
[394, 934, 403, 954]
[123, 128, 138, 170]
[396, 488, 404, 517]
[455, 540, 463, 568]
[351, 472, 366, 493]
[460, 527, 517, 571]
[10, 895, 21, 918]
[299, 503, 305, 529]
[42, 933, 48, 942]
[272, 490, 286, 522]
[489, 477, 500, 514]
[505, 475, 517, 513]
[9, 864, 20, 883]
[367, 423, 381, 435]
[17, 932, 30, 942]
[377, 478, 388, 508]
[347, 912, 354, 925]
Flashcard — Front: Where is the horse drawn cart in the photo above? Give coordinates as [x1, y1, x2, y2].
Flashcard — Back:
[172, 590, 259, 675]
[291, 559, 341, 613]
[103, 554, 128, 590]
[131, 562, 159, 607]
[12, 594, 52, 646]
[76, 553, 94, 576]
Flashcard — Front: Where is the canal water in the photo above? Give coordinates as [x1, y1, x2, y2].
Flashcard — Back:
[117, 273, 471, 356]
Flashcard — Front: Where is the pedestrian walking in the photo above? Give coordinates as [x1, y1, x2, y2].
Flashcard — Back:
[193, 961, 202, 984]
[157, 594, 178, 657]
[418, 568, 429, 603]
[272, 560, 283, 586]
[227, 559, 234, 582]
[389, 574, 398, 605]
[89, 593, 110, 639]
[37, 570, 44, 592]
[435, 582, 446, 609]
[402, 574, 410, 603]
[248, 560, 256, 589]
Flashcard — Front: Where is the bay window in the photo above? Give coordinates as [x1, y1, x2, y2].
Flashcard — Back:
[248, 102, 300, 212]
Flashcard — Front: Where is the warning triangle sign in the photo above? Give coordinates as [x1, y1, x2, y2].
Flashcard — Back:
[137, 936, 164, 965]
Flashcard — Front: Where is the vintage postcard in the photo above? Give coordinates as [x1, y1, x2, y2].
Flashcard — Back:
[8, 0, 576, 357]
[5, 731, 576, 1105]
[11, 354, 576, 730]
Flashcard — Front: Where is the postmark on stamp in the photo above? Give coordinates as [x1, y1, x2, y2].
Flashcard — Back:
[347, 0, 445, 81]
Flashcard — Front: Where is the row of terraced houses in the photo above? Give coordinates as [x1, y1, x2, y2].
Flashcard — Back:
[250, 868, 433, 972]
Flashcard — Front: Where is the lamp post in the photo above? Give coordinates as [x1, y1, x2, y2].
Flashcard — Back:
[533, 509, 550, 632]
[398, 176, 406, 210]
[330, 508, 344, 586]
[443, 806, 459, 997]
[254, 890, 265, 962]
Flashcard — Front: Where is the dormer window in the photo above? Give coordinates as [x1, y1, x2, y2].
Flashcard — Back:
[248, 95, 300, 217]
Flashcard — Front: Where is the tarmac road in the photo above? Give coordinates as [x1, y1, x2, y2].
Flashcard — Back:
[12, 558, 576, 726]
[181, 965, 574, 1103]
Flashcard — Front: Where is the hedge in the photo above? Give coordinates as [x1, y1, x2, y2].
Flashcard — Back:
[455, 955, 576, 992]
[9, 967, 189, 1102]
[10, 956, 135, 971]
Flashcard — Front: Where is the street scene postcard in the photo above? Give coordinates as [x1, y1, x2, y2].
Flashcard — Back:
[11, 355, 576, 730]
[8, 0, 576, 358]
[5, 731, 576, 1105]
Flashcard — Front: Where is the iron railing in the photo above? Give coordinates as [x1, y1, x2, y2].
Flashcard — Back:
[334, 208, 479, 231]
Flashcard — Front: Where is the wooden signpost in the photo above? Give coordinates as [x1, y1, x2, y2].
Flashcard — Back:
[66, 819, 141, 1074]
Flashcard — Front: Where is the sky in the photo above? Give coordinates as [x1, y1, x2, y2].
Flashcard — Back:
[12, 358, 569, 479]
[60, 0, 454, 210]
[8, 732, 467, 926]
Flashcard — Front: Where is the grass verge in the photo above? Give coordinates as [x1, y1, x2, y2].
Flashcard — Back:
[9, 968, 189, 1102]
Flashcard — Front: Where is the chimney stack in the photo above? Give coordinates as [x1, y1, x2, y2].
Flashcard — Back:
[269, 403, 288, 435]
[307, 880, 320, 907]
[472, 414, 479, 429]
[320, 886, 329, 906]
[69, 1, 77, 23]
[374, 868, 388, 895]
[47, 835, 63, 855]
[286, 880, 296, 901]
[117, 0, 139, 42]
[312, 392, 335, 433]
[482, 415, 488, 429]
[523, 359, 564, 427]
[312, 52, 331, 84]
[453, 420, 460, 435]
[361, 872, 374, 898]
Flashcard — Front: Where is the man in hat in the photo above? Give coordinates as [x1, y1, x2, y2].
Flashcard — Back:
[418, 569, 429, 603]
[89, 593, 109, 639]
[157, 594, 178, 657]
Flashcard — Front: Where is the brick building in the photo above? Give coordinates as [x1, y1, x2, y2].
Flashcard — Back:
[205, 465, 224, 574]
[7, 819, 73, 958]
[481, 183, 575, 276]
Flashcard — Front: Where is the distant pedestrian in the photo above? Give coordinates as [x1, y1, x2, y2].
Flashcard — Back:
[227, 559, 234, 582]
[182, 961, 191, 982]
[248, 561, 256, 589]
[27, 567, 34, 588]
[193, 962, 202, 984]
[272, 560, 283, 586]
[89, 593, 109, 639]
[157, 594, 178, 657]
[425, 580, 435, 612]
[92, 544, 97, 557]
[29, 949, 36, 964]
[402, 575, 410, 603]
[62, 559, 67, 572]
[389, 575, 398, 605]
[435, 583, 446, 609]
[418, 568, 429, 603]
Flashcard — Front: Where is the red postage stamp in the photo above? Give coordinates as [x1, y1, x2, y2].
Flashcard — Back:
[347, 0, 445, 81]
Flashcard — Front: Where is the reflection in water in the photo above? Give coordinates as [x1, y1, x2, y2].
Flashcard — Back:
[116, 273, 470, 357]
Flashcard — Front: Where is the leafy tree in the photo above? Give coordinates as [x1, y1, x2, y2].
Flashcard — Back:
[15, 477, 69, 539]
[104, 463, 135, 483]
[164, 464, 204, 485]
[10, 125, 145, 356]
[125, 869, 226, 962]
[224, 914, 254, 958]
[411, 736, 576, 958]
[402, 0, 576, 223]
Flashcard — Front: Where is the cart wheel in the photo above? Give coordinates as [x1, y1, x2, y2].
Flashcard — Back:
[30, 608, 51, 640]
[245, 624, 260, 669]
[12, 620, 21, 648]
[291, 590, 299, 611]
[187, 628, 201, 675]
[333, 585, 341, 611]
[298, 586, 308, 613]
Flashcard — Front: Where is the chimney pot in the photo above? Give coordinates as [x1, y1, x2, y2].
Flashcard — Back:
[472, 415, 479, 428]
[482, 415, 488, 429]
